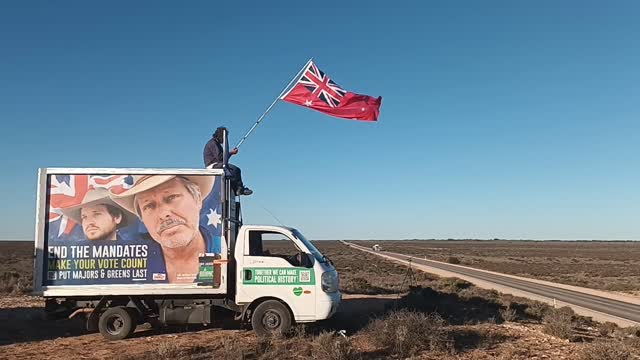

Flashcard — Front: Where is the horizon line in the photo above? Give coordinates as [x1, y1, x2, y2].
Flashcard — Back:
[2, 238, 639, 242]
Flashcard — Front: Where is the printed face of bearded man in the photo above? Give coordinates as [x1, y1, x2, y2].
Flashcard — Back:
[134, 178, 203, 249]
[80, 204, 123, 241]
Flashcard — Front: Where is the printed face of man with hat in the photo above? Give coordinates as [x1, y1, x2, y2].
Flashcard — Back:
[62, 188, 134, 241]
[111, 175, 214, 283]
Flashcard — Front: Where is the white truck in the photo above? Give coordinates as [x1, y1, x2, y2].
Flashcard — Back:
[33, 166, 341, 340]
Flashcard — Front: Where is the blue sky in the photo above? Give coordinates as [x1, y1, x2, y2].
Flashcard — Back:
[1, 1, 639, 240]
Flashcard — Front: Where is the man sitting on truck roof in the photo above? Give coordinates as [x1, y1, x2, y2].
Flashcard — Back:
[203, 126, 252, 196]
[111, 175, 220, 283]
[61, 188, 136, 241]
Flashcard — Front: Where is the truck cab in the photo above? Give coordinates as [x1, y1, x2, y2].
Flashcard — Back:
[234, 225, 340, 331]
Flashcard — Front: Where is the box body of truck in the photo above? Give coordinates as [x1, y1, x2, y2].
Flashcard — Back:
[33, 168, 340, 339]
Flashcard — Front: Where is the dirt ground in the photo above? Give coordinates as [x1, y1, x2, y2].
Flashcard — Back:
[0, 295, 591, 360]
[1, 240, 639, 359]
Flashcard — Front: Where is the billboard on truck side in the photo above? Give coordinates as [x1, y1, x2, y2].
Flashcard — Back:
[35, 169, 229, 294]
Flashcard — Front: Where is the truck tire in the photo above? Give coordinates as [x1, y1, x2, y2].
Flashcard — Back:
[98, 307, 135, 341]
[251, 300, 292, 337]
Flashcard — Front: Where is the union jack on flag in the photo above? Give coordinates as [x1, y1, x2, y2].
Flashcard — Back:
[281, 60, 382, 121]
[299, 62, 347, 108]
[49, 175, 90, 236]
[89, 175, 134, 195]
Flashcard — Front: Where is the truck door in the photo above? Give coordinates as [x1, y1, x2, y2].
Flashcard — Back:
[237, 229, 316, 321]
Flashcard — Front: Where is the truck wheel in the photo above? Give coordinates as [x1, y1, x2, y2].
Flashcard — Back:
[251, 300, 292, 337]
[98, 307, 135, 341]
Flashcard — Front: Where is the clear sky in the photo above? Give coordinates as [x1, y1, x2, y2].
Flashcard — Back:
[1, 1, 639, 240]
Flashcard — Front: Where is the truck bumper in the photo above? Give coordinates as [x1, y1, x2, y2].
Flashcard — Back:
[316, 291, 342, 320]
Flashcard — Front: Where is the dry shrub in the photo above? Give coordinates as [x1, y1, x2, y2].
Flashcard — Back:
[0, 272, 31, 294]
[146, 341, 216, 360]
[447, 256, 461, 264]
[221, 337, 247, 360]
[604, 282, 637, 292]
[156, 340, 181, 358]
[577, 340, 634, 360]
[255, 331, 286, 357]
[292, 324, 308, 339]
[436, 277, 473, 294]
[458, 286, 500, 301]
[598, 321, 619, 337]
[340, 275, 399, 295]
[366, 310, 451, 357]
[254, 331, 313, 360]
[255, 336, 273, 357]
[543, 307, 575, 340]
[311, 331, 360, 360]
[523, 300, 552, 320]
[499, 304, 517, 322]
[623, 326, 640, 337]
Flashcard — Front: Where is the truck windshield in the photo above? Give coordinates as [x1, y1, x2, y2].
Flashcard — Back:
[291, 229, 326, 264]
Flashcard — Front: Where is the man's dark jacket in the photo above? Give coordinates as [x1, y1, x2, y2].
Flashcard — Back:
[203, 137, 223, 167]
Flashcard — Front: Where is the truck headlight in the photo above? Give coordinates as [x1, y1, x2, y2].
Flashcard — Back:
[321, 270, 339, 293]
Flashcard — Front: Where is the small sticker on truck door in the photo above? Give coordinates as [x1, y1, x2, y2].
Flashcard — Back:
[243, 268, 315, 285]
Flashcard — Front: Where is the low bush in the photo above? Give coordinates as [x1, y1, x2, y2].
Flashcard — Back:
[577, 340, 634, 360]
[542, 307, 575, 340]
[499, 304, 518, 322]
[623, 326, 640, 337]
[155, 340, 181, 358]
[523, 300, 552, 320]
[598, 321, 619, 337]
[604, 282, 637, 292]
[366, 310, 451, 357]
[254, 332, 303, 360]
[435, 277, 473, 294]
[311, 331, 360, 360]
[0, 272, 31, 294]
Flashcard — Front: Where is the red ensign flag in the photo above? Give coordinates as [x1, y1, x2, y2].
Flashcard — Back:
[281, 61, 382, 121]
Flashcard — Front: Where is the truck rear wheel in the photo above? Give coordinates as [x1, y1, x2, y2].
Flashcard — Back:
[251, 300, 292, 337]
[98, 307, 135, 341]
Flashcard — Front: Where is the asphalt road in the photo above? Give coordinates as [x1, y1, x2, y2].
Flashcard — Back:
[346, 242, 640, 324]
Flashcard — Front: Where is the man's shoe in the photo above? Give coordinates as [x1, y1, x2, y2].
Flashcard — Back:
[236, 187, 253, 196]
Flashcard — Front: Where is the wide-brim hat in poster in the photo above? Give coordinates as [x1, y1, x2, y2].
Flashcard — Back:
[60, 188, 138, 228]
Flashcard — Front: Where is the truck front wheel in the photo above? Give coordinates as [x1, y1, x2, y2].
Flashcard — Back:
[251, 300, 292, 337]
[98, 307, 136, 341]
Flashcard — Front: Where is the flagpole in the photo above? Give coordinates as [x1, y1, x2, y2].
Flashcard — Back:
[235, 58, 313, 149]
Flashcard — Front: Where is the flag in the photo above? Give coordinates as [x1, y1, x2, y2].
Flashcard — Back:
[281, 61, 382, 121]
[49, 175, 90, 237]
[89, 175, 134, 195]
